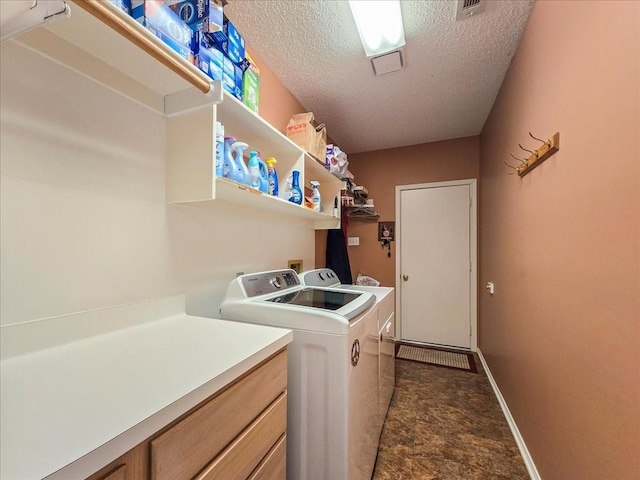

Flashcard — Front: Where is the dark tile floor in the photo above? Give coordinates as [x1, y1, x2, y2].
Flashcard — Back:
[373, 356, 529, 480]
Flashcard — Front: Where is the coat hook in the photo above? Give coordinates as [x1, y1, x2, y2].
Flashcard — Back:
[529, 131, 550, 146]
[519, 143, 538, 158]
[529, 131, 551, 147]
[510, 152, 528, 165]
[503, 159, 519, 174]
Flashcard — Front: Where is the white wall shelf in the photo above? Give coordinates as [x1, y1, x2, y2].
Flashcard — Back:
[10, 0, 342, 230]
[166, 102, 342, 230]
[14, 0, 221, 116]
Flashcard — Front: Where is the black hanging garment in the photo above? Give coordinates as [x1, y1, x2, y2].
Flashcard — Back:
[326, 205, 353, 284]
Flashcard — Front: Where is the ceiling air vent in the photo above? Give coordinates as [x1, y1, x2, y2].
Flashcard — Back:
[371, 50, 403, 77]
[456, 0, 486, 20]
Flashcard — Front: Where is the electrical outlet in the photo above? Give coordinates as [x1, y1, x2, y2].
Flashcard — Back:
[348, 237, 360, 246]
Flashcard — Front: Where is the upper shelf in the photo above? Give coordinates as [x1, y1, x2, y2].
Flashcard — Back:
[13, 0, 221, 116]
[10, 0, 343, 229]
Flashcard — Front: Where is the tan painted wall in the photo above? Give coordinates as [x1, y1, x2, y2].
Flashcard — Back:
[478, 1, 640, 478]
[316, 137, 479, 286]
[245, 46, 306, 133]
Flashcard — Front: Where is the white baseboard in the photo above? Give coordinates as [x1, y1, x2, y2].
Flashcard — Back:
[477, 349, 541, 480]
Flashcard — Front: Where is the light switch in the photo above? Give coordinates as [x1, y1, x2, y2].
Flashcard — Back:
[348, 237, 360, 246]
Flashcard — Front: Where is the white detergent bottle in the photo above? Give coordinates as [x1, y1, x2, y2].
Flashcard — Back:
[310, 180, 321, 212]
[280, 175, 293, 201]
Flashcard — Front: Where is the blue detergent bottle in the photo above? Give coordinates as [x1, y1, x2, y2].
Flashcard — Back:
[289, 170, 303, 205]
[223, 136, 243, 182]
[257, 153, 269, 193]
[215, 122, 224, 177]
[248, 151, 261, 189]
[231, 141, 250, 186]
[265, 157, 278, 196]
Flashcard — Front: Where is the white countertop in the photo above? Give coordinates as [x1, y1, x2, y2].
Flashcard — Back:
[0, 296, 292, 480]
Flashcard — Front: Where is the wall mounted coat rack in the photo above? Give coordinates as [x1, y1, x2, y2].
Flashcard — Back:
[505, 132, 560, 177]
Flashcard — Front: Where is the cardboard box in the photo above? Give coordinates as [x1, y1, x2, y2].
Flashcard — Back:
[243, 54, 259, 113]
[286, 112, 327, 161]
[131, 1, 195, 63]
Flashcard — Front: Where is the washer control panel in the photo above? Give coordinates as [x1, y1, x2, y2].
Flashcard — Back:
[299, 268, 341, 288]
[241, 269, 300, 297]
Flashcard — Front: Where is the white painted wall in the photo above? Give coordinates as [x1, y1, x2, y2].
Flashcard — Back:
[0, 41, 314, 326]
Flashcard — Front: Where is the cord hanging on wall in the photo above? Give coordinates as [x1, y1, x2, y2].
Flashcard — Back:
[504, 132, 560, 177]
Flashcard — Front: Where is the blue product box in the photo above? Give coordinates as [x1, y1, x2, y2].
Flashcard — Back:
[166, 0, 208, 32]
[164, 0, 222, 35]
[221, 54, 235, 96]
[233, 61, 243, 101]
[154, 29, 195, 64]
[198, 38, 224, 81]
[209, 0, 224, 33]
[131, 0, 195, 60]
[221, 54, 243, 100]
[223, 17, 245, 64]
[203, 15, 246, 66]
[107, 0, 132, 16]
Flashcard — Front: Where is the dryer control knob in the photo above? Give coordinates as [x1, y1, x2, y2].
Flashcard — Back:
[270, 277, 283, 289]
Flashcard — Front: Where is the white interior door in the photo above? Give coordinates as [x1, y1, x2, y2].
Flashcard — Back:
[398, 181, 475, 349]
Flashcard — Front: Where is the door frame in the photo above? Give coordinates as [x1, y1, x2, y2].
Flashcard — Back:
[395, 178, 478, 351]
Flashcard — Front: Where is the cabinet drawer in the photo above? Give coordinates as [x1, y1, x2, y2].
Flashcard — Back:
[151, 351, 287, 480]
[196, 392, 287, 480]
[248, 434, 286, 480]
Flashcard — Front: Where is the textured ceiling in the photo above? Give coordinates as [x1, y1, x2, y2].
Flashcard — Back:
[225, 0, 535, 154]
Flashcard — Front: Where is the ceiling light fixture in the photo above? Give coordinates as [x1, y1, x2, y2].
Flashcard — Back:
[348, 0, 405, 57]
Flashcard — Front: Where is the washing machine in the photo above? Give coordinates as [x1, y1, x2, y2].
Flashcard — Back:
[299, 268, 396, 432]
[220, 269, 379, 480]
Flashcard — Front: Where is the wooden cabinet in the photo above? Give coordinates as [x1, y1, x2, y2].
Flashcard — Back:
[86, 350, 288, 480]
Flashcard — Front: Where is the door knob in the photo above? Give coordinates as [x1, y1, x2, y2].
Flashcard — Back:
[402, 274, 409, 281]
